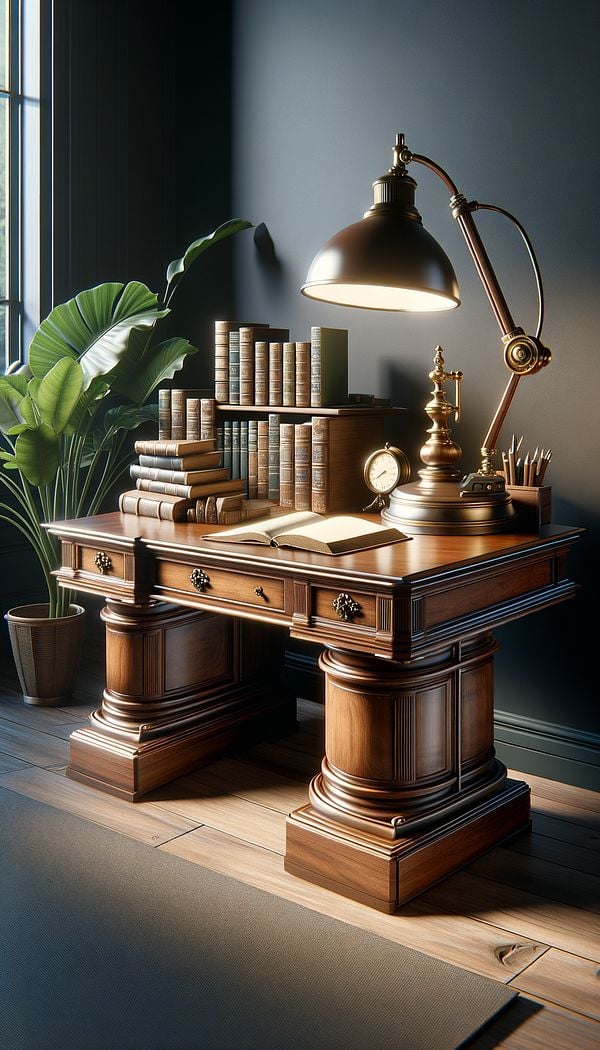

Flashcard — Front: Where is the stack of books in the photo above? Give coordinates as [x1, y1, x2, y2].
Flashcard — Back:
[215, 322, 349, 408]
[119, 438, 245, 523]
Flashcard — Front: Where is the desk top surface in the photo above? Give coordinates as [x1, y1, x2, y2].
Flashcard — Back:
[49, 512, 583, 586]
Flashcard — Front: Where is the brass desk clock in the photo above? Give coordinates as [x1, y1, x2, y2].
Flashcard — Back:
[363, 442, 411, 511]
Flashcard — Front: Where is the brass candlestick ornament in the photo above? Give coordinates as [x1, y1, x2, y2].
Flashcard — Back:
[382, 348, 515, 534]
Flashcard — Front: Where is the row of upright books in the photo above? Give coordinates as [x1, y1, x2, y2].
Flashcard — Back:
[229, 412, 386, 512]
[215, 321, 349, 408]
[158, 388, 216, 443]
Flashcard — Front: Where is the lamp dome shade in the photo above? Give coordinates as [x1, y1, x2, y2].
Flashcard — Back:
[301, 212, 460, 312]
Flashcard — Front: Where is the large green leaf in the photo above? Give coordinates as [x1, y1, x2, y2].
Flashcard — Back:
[28, 282, 168, 389]
[0, 376, 29, 433]
[110, 334, 199, 404]
[35, 358, 84, 434]
[13, 424, 60, 485]
[164, 220, 253, 305]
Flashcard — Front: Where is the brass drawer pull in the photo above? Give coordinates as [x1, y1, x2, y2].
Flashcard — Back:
[254, 586, 266, 599]
[94, 551, 112, 574]
[190, 568, 210, 592]
[332, 592, 361, 622]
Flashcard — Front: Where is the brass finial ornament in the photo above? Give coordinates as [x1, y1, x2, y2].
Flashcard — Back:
[302, 132, 552, 533]
[381, 348, 516, 534]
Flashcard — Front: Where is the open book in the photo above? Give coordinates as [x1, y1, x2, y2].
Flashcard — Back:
[203, 510, 409, 555]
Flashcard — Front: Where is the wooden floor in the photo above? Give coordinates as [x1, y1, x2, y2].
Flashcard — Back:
[0, 663, 598, 1049]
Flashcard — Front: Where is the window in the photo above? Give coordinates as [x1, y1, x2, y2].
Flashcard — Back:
[0, 0, 49, 374]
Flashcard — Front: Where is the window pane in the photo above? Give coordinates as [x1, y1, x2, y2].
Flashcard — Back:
[0, 95, 7, 301]
[0, 303, 7, 369]
[0, 0, 7, 91]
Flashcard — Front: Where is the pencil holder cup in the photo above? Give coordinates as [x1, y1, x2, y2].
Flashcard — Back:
[506, 485, 551, 532]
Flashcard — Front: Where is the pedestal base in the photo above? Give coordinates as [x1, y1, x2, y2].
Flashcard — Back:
[67, 602, 295, 800]
[285, 779, 530, 912]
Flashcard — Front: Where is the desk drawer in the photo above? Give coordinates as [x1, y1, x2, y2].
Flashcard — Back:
[155, 559, 286, 613]
[312, 586, 377, 628]
[78, 545, 126, 580]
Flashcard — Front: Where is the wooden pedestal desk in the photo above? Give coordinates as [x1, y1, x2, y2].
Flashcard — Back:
[48, 513, 582, 913]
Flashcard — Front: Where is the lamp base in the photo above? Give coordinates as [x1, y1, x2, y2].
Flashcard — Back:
[381, 477, 516, 535]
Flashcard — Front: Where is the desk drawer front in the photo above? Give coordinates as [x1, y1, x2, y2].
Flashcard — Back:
[312, 587, 377, 628]
[155, 560, 286, 612]
[79, 545, 126, 580]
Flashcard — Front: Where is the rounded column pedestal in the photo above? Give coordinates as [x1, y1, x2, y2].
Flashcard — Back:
[67, 601, 295, 800]
[285, 633, 530, 912]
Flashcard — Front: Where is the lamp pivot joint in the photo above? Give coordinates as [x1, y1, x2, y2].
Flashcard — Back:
[502, 330, 551, 375]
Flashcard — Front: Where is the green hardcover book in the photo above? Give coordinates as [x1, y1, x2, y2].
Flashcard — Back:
[310, 327, 349, 407]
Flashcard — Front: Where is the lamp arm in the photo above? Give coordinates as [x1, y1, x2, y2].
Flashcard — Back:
[398, 139, 551, 479]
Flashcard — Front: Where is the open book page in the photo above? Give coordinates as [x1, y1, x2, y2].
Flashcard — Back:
[204, 511, 408, 554]
[204, 510, 322, 544]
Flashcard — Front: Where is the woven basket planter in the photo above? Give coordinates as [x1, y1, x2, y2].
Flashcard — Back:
[5, 603, 86, 706]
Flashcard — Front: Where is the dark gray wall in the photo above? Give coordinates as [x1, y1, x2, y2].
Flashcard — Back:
[231, 0, 599, 786]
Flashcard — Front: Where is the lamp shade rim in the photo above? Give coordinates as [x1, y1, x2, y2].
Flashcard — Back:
[301, 280, 461, 312]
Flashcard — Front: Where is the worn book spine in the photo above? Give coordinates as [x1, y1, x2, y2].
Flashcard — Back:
[214, 321, 233, 404]
[248, 419, 258, 500]
[254, 341, 268, 406]
[295, 340, 311, 408]
[268, 412, 280, 502]
[282, 342, 296, 407]
[257, 419, 269, 499]
[200, 398, 216, 441]
[138, 451, 221, 471]
[268, 342, 283, 405]
[158, 389, 171, 441]
[231, 419, 241, 479]
[312, 413, 385, 512]
[216, 424, 224, 458]
[118, 489, 193, 522]
[223, 421, 232, 473]
[239, 333, 255, 406]
[170, 389, 186, 440]
[186, 398, 200, 441]
[130, 464, 228, 485]
[240, 420, 249, 496]
[310, 326, 349, 407]
[136, 477, 245, 499]
[229, 331, 241, 405]
[294, 422, 312, 511]
[311, 415, 329, 513]
[204, 494, 218, 524]
[279, 422, 295, 508]
[193, 498, 207, 522]
[134, 438, 216, 457]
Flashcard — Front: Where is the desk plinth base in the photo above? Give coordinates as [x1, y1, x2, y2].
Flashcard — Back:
[285, 639, 530, 910]
[67, 601, 295, 801]
[285, 779, 530, 913]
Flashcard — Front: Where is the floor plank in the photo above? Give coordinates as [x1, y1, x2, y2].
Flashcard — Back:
[470, 843, 600, 912]
[512, 769, 600, 815]
[530, 812, 600, 854]
[507, 830, 600, 877]
[0, 751, 32, 775]
[469, 994, 600, 1049]
[0, 717, 71, 767]
[155, 756, 309, 814]
[511, 947, 600, 1020]
[0, 766, 202, 846]
[154, 789, 288, 853]
[160, 824, 549, 984]
[418, 869, 600, 960]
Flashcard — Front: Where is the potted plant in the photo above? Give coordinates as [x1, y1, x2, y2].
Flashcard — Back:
[0, 219, 251, 704]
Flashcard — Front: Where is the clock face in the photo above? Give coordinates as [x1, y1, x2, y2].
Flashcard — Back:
[364, 447, 409, 495]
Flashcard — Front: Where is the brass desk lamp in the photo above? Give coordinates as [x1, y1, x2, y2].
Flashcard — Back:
[301, 133, 551, 534]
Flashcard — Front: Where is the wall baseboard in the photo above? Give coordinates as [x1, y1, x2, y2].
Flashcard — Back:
[493, 710, 600, 791]
[284, 649, 600, 791]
